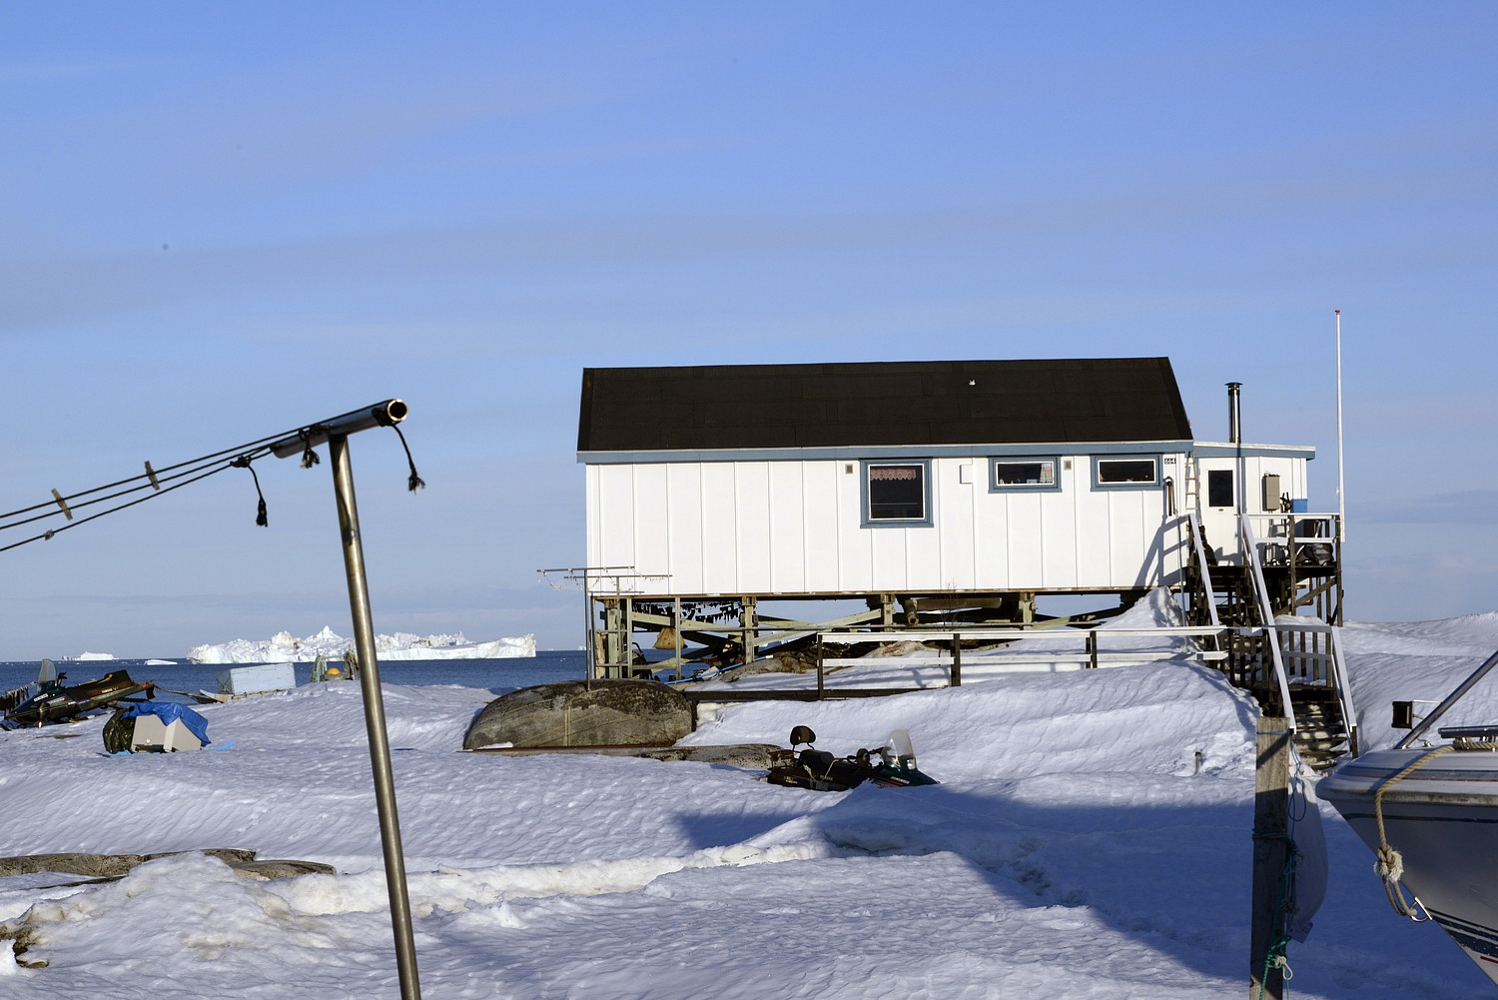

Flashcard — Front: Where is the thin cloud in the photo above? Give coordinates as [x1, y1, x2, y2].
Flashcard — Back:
[1365, 489, 1498, 525]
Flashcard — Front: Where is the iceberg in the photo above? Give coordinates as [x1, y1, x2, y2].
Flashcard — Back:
[187, 627, 536, 664]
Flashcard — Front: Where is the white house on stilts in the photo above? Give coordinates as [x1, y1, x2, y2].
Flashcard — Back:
[571, 356, 1349, 761]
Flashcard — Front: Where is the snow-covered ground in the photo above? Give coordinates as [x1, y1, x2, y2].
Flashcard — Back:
[3, 605, 1497, 997]
[187, 627, 536, 664]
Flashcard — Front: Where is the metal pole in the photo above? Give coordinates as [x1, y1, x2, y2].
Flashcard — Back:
[1335, 310, 1346, 544]
[328, 433, 421, 1000]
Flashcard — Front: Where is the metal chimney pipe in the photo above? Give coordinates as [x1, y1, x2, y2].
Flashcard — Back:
[1226, 382, 1242, 444]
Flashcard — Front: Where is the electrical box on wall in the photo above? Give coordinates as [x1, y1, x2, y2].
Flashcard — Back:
[1262, 473, 1282, 512]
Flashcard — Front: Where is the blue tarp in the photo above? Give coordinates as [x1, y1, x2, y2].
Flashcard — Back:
[122, 701, 210, 746]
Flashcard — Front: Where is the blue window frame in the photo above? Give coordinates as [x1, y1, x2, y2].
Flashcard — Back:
[1092, 455, 1162, 490]
[990, 456, 1062, 492]
[861, 460, 933, 527]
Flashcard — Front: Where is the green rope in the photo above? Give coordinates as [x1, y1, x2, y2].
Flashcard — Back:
[1252, 830, 1300, 999]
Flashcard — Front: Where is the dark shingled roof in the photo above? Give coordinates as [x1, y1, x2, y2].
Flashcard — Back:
[578, 358, 1192, 452]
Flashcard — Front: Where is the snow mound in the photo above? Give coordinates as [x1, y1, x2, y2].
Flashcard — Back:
[1342, 612, 1498, 750]
[188, 628, 536, 664]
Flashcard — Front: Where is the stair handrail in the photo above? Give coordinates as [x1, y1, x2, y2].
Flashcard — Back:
[1330, 625, 1359, 756]
[1240, 514, 1297, 731]
[1185, 512, 1221, 628]
[1271, 618, 1359, 759]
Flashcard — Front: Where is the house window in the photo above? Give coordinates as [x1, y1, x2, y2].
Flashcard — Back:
[866, 463, 927, 522]
[1094, 457, 1160, 487]
[996, 460, 1053, 486]
[991, 457, 1061, 492]
[1208, 469, 1235, 507]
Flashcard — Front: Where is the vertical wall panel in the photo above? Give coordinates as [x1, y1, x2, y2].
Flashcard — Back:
[1006, 492, 1044, 588]
[803, 462, 841, 592]
[666, 464, 704, 594]
[1108, 491, 1150, 587]
[837, 460, 873, 591]
[734, 462, 772, 592]
[1040, 488, 1078, 588]
[585, 465, 600, 567]
[699, 463, 737, 594]
[597, 464, 636, 570]
[937, 459, 978, 590]
[974, 492, 1009, 590]
[631, 465, 670, 581]
[871, 526, 910, 590]
[769, 463, 807, 593]
[1075, 470, 1112, 587]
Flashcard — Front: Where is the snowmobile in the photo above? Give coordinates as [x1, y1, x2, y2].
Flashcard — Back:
[4, 660, 154, 727]
[766, 726, 939, 791]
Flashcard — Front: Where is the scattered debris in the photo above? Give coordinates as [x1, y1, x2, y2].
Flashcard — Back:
[471, 742, 782, 768]
[4, 665, 153, 728]
[101, 702, 210, 753]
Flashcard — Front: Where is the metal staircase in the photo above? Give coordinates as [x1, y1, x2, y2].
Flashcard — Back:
[1183, 512, 1357, 769]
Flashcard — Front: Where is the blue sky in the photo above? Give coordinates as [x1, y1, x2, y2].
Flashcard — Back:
[2, 3, 1495, 657]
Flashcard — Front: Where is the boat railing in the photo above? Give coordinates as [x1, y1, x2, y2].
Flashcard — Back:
[1395, 647, 1498, 749]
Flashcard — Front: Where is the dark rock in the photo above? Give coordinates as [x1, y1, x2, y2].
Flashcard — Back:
[463, 679, 692, 750]
[636, 743, 783, 768]
[230, 859, 336, 880]
[0, 848, 326, 883]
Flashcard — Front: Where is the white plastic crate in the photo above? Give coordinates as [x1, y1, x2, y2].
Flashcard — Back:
[216, 662, 297, 696]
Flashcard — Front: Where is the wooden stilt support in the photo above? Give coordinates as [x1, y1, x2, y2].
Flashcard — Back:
[950, 634, 962, 687]
[1250, 715, 1291, 1000]
[816, 633, 825, 700]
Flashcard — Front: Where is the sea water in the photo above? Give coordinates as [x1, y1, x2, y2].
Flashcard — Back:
[0, 651, 586, 705]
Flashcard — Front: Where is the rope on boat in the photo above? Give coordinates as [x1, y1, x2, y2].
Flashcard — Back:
[1373, 744, 1456, 921]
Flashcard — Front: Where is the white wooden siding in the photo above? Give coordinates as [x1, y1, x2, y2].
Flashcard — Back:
[583, 449, 1287, 596]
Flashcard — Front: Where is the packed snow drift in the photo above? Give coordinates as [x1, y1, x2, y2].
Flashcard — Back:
[3, 597, 1498, 998]
[187, 626, 536, 664]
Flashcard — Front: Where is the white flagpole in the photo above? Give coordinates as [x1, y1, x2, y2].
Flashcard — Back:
[1335, 310, 1345, 543]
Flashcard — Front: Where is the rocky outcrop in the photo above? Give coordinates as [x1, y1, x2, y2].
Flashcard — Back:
[0, 849, 334, 883]
[463, 679, 692, 750]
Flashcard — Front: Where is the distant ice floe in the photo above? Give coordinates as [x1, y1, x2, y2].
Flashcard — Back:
[187, 626, 536, 664]
[75, 652, 116, 661]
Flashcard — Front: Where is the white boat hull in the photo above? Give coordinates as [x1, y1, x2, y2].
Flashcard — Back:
[1320, 748, 1498, 985]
